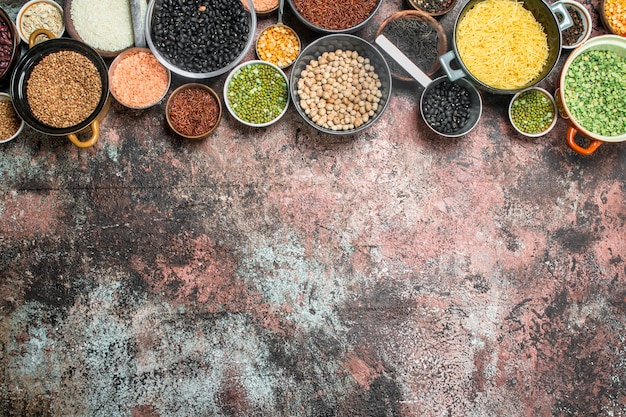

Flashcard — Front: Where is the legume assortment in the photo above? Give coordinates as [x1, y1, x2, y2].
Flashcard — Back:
[151, 0, 250, 73]
[0, 100, 21, 141]
[226, 62, 288, 125]
[563, 49, 626, 136]
[26, 50, 102, 128]
[110, 50, 169, 108]
[296, 49, 383, 131]
[510, 89, 555, 134]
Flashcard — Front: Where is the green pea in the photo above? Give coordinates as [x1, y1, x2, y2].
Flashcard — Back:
[563, 50, 626, 136]
[227, 63, 289, 125]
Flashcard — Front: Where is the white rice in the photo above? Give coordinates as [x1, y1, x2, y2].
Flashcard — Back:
[70, 0, 135, 52]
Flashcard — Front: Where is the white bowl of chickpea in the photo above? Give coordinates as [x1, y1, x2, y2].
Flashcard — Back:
[289, 34, 392, 135]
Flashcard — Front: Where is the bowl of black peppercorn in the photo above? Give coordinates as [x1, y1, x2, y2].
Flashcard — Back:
[146, 0, 257, 79]
[557, 0, 592, 49]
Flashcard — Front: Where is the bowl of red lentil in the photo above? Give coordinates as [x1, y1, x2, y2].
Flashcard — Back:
[0, 7, 21, 87]
[109, 48, 171, 109]
[166, 83, 222, 139]
[253, 0, 280, 16]
[0, 93, 25, 143]
[290, 34, 392, 135]
[286, 0, 383, 34]
[600, 0, 626, 36]
[10, 37, 110, 148]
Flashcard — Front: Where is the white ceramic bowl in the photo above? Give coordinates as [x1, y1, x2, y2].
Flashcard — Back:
[16, 0, 65, 44]
[224, 60, 289, 128]
[560, 0, 592, 50]
[508, 87, 558, 137]
[0, 93, 25, 143]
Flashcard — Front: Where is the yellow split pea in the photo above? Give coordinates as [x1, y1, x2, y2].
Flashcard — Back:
[257, 25, 300, 68]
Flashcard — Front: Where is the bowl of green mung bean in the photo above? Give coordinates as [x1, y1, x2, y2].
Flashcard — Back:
[223, 60, 289, 128]
[508, 87, 557, 137]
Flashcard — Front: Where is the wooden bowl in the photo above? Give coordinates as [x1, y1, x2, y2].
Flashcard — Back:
[166, 83, 222, 139]
[64, 0, 135, 58]
[376, 10, 447, 82]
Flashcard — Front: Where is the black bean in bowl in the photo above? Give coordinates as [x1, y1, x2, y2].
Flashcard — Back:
[146, 0, 257, 79]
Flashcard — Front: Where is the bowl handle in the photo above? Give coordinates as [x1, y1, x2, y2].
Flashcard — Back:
[28, 28, 56, 48]
[67, 120, 100, 148]
[566, 125, 602, 155]
[439, 50, 466, 82]
[551, 2, 573, 31]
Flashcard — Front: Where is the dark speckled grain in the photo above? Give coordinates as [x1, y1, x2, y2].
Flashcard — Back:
[1, 0, 626, 416]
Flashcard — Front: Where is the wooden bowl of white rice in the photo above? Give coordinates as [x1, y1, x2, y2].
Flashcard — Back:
[64, 0, 145, 58]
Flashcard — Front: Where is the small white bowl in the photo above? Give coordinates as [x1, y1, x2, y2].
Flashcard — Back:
[0, 93, 25, 143]
[16, 0, 65, 44]
[223, 60, 289, 128]
[559, 0, 592, 50]
[508, 87, 558, 137]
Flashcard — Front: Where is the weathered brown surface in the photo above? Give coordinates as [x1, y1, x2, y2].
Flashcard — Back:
[1, 0, 625, 416]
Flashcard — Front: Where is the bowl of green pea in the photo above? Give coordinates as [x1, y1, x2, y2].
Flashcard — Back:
[223, 60, 289, 128]
[508, 87, 557, 137]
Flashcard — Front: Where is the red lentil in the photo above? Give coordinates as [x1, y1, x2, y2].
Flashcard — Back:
[110, 50, 170, 108]
[168, 87, 220, 137]
[0, 100, 21, 141]
[253, 0, 278, 12]
[604, 0, 626, 36]
[293, 0, 378, 30]
[26, 50, 102, 128]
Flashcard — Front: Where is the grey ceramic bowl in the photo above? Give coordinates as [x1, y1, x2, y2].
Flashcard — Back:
[289, 34, 392, 136]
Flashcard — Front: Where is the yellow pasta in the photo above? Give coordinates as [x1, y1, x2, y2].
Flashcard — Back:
[456, 0, 549, 90]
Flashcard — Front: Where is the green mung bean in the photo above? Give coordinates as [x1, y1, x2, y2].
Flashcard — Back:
[510, 89, 555, 134]
[227, 63, 288, 125]
[563, 49, 626, 137]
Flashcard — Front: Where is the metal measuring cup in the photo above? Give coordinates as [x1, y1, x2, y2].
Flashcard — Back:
[375, 34, 482, 137]
[255, 0, 301, 69]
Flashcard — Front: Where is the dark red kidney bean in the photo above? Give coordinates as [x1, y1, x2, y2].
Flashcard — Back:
[0, 17, 13, 73]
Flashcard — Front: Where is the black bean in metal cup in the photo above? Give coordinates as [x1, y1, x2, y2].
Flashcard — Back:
[422, 80, 472, 135]
[151, 0, 250, 73]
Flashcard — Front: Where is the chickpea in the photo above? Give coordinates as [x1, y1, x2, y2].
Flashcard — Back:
[296, 49, 384, 131]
